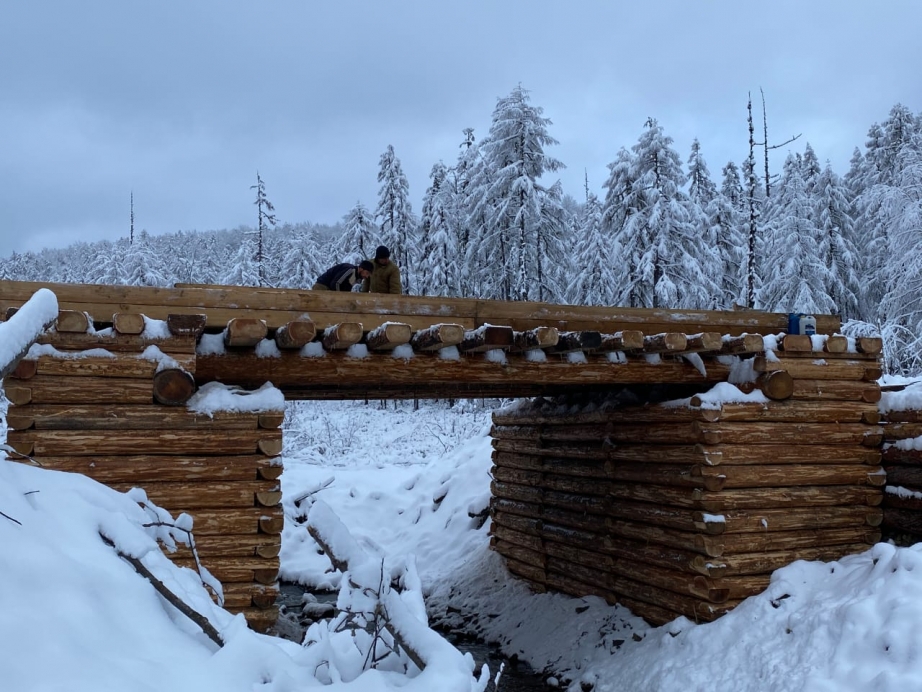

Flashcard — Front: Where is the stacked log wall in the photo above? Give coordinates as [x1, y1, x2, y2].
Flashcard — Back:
[879, 384, 922, 544]
[2, 312, 283, 632]
[489, 335, 885, 625]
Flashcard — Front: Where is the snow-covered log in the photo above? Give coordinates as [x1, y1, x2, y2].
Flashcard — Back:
[0, 288, 58, 379]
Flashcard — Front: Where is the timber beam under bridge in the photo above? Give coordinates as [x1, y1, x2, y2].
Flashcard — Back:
[0, 280, 854, 400]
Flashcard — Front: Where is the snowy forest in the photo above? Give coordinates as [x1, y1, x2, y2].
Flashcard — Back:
[2, 87, 921, 375]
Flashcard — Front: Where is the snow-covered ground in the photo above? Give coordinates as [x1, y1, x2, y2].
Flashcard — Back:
[5, 381, 922, 690]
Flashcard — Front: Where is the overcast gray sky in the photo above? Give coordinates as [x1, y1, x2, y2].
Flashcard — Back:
[2, 0, 920, 260]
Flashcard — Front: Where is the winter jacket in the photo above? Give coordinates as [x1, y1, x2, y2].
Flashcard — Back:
[315, 263, 361, 291]
[360, 260, 402, 294]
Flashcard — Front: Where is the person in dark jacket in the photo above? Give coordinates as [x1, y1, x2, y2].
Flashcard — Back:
[360, 245, 402, 294]
[312, 260, 374, 291]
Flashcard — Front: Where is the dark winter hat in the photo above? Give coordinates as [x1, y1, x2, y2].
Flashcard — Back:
[359, 260, 374, 272]
[374, 245, 391, 260]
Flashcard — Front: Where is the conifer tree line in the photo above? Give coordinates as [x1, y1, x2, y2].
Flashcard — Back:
[2, 89, 922, 374]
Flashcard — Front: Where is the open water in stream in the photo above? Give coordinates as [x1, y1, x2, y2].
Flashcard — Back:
[275, 583, 552, 691]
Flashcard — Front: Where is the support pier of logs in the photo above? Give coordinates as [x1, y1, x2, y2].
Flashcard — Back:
[878, 382, 922, 545]
[2, 311, 284, 632]
[489, 338, 887, 626]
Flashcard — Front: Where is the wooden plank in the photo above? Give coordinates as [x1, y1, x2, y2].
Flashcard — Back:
[697, 464, 886, 488]
[170, 557, 279, 584]
[0, 279, 840, 334]
[491, 439, 880, 466]
[689, 400, 881, 425]
[706, 506, 883, 533]
[8, 375, 153, 404]
[167, 313, 207, 338]
[791, 380, 881, 403]
[224, 318, 268, 348]
[56, 310, 91, 333]
[460, 325, 514, 353]
[364, 322, 412, 351]
[511, 327, 559, 352]
[596, 330, 644, 352]
[21, 352, 196, 379]
[7, 454, 280, 483]
[720, 334, 764, 355]
[193, 350, 734, 392]
[691, 421, 882, 447]
[754, 356, 882, 381]
[108, 480, 279, 509]
[713, 543, 874, 577]
[679, 332, 724, 354]
[164, 507, 283, 535]
[883, 409, 922, 424]
[409, 323, 465, 351]
[606, 483, 882, 511]
[546, 331, 603, 354]
[273, 320, 316, 349]
[153, 369, 196, 406]
[112, 312, 146, 335]
[882, 422, 922, 441]
[321, 322, 363, 350]
[6, 429, 282, 456]
[9, 404, 265, 430]
[35, 331, 197, 354]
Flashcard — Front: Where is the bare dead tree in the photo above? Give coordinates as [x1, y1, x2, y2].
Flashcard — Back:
[744, 94, 759, 308]
[756, 87, 802, 198]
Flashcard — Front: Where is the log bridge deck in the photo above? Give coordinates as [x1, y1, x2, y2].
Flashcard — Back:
[0, 279, 897, 629]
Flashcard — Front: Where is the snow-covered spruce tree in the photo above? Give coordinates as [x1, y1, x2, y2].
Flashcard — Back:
[251, 171, 277, 287]
[709, 162, 747, 307]
[567, 190, 618, 305]
[375, 145, 417, 294]
[853, 105, 922, 323]
[123, 230, 166, 287]
[813, 163, 861, 320]
[417, 162, 456, 296]
[338, 201, 377, 264]
[222, 232, 262, 287]
[278, 225, 322, 289]
[601, 147, 637, 305]
[94, 238, 129, 285]
[863, 144, 922, 373]
[756, 154, 834, 313]
[608, 118, 719, 309]
[465, 85, 565, 301]
[685, 140, 725, 308]
[448, 128, 481, 297]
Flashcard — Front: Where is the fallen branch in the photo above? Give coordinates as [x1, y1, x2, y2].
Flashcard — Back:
[99, 532, 224, 648]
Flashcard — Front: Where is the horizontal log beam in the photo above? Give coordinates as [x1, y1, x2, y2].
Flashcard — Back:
[35, 331, 197, 354]
[6, 429, 282, 457]
[193, 350, 733, 394]
[0, 279, 841, 334]
[491, 439, 880, 466]
[606, 482, 882, 512]
[4, 404, 279, 430]
[7, 454, 281, 483]
[4, 375, 154, 405]
[13, 353, 196, 379]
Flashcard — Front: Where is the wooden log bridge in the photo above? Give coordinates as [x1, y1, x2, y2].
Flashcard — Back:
[0, 279, 897, 630]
